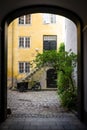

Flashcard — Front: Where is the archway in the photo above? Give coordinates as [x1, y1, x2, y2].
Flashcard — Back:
[0, 5, 83, 122]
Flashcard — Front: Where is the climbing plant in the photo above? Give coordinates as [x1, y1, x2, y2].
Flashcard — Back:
[57, 43, 77, 110]
[34, 43, 77, 110]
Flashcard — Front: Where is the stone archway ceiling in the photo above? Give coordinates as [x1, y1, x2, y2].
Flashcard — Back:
[0, 0, 87, 25]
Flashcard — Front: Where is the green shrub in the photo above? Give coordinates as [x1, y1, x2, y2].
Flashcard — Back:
[60, 87, 77, 110]
[57, 71, 69, 95]
[34, 42, 77, 110]
[57, 71, 77, 110]
[57, 43, 77, 110]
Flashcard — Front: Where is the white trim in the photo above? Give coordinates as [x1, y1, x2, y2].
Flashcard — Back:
[43, 13, 56, 24]
[18, 14, 31, 25]
[18, 36, 30, 48]
[18, 62, 30, 73]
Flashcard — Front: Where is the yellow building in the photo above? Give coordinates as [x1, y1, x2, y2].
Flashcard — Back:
[8, 13, 65, 88]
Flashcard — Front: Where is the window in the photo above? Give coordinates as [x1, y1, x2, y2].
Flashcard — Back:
[19, 16, 24, 24]
[43, 35, 57, 50]
[19, 14, 31, 24]
[19, 37, 30, 48]
[19, 62, 30, 73]
[43, 13, 56, 24]
[50, 14, 56, 23]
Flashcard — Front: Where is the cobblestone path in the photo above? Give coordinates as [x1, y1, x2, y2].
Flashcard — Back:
[7, 90, 67, 118]
[0, 90, 86, 130]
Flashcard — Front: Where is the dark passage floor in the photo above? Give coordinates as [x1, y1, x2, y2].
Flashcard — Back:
[0, 90, 87, 130]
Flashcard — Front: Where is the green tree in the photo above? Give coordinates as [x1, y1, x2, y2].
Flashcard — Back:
[57, 43, 77, 110]
[34, 43, 77, 110]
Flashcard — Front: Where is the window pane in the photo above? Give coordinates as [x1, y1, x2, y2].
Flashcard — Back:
[25, 37, 30, 48]
[25, 62, 30, 73]
[19, 37, 24, 48]
[50, 14, 56, 23]
[19, 62, 24, 73]
[43, 41, 50, 50]
[19, 62, 30, 73]
[50, 41, 57, 50]
[25, 14, 31, 24]
[43, 13, 56, 24]
[19, 16, 24, 24]
[44, 35, 57, 41]
[43, 35, 57, 50]
[43, 13, 50, 24]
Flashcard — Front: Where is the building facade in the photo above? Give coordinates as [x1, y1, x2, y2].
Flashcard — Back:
[8, 13, 65, 87]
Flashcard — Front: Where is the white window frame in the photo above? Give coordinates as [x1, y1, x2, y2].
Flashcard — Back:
[19, 36, 30, 48]
[18, 14, 31, 25]
[43, 13, 56, 24]
[43, 35, 57, 41]
[50, 14, 56, 23]
[19, 62, 30, 73]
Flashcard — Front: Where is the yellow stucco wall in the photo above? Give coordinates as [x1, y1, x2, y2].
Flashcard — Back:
[8, 13, 65, 81]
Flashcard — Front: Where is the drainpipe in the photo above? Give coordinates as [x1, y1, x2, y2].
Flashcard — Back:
[12, 22, 14, 88]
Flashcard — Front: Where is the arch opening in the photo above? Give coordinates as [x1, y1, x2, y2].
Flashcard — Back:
[0, 5, 83, 122]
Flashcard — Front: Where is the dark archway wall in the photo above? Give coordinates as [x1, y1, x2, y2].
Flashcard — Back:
[0, 0, 87, 125]
[0, 0, 87, 25]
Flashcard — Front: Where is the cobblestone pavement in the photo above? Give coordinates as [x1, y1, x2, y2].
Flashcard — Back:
[0, 90, 87, 130]
[7, 90, 67, 118]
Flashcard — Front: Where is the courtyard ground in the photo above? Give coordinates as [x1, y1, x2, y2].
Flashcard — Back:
[0, 90, 87, 130]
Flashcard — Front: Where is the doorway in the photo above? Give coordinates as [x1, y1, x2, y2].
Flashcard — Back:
[47, 69, 57, 88]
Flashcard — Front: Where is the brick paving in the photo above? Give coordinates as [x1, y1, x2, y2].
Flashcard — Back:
[0, 90, 87, 130]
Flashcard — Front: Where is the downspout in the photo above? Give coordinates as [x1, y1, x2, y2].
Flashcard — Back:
[12, 22, 14, 88]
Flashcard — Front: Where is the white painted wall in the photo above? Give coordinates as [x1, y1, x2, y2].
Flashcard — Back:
[64, 18, 77, 86]
[65, 18, 77, 53]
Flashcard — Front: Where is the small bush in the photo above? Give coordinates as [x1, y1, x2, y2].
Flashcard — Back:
[60, 87, 77, 110]
[57, 71, 69, 95]
[57, 43, 77, 110]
